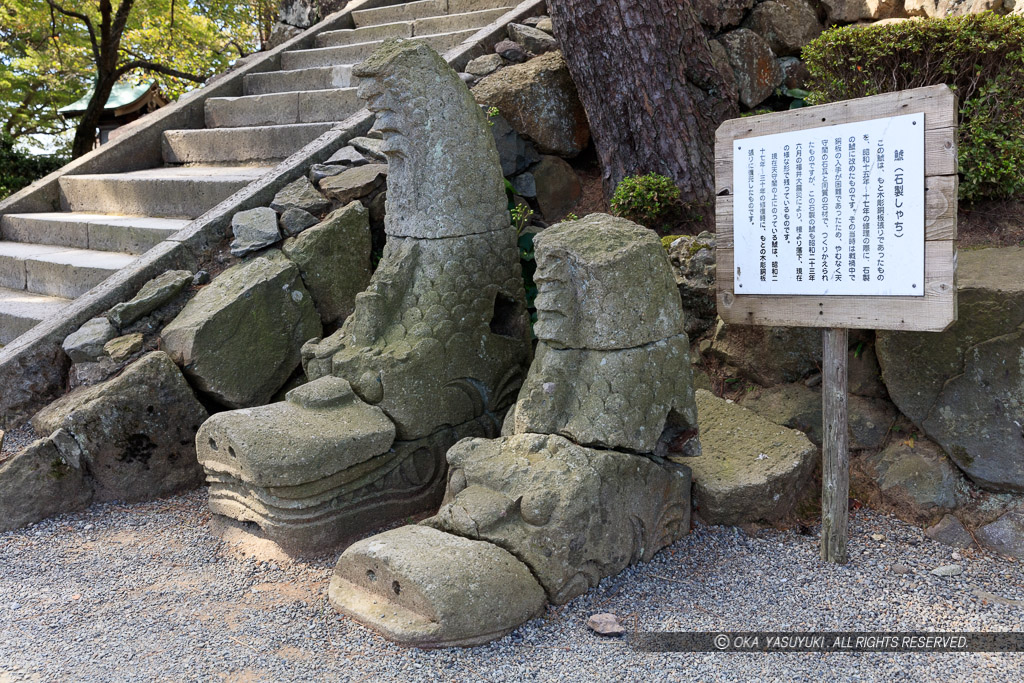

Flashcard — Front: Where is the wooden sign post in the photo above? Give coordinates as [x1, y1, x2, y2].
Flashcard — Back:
[715, 85, 958, 563]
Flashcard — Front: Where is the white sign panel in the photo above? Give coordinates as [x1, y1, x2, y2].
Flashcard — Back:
[732, 113, 925, 296]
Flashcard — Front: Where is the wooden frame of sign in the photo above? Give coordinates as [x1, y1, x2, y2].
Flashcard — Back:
[715, 84, 958, 332]
[714, 85, 958, 563]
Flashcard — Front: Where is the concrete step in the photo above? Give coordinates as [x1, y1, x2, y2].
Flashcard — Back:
[244, 65, 355, 96]
[316, 7, 511, 48]
[0, 286, 70, 346]
[281, 29, 477, 70]
[162, 123, 334, 165]
[205, 88, 362, 128]
[353, 0, 511, 27]
[0, 242, 137, 299]
[1, 213, 187, 255]
[59, 166, 270, 218]
[353, 0, 445, 27]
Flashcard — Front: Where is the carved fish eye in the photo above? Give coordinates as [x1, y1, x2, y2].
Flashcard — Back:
[520, 490, 557, 527]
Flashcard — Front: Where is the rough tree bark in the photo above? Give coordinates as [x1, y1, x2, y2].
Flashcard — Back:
[546, 0, 738, 212]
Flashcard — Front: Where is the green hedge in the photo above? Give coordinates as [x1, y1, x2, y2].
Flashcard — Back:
[1, 134, 65, 202]
[802, 12, 1024, 202]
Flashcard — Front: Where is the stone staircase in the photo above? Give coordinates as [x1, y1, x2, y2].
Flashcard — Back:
[0, 0, 517, 347]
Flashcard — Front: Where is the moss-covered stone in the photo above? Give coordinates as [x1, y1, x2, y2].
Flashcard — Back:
[282, 201, 372, 326]
[162, 252, 322, 408]
[683, 390, 817, 525]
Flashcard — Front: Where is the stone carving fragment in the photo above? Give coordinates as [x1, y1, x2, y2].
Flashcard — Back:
[331, 214, 700, 646]
[195, 40, 531, 555]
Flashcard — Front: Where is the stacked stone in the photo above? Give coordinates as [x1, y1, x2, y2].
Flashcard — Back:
[328, 214, 702, 647]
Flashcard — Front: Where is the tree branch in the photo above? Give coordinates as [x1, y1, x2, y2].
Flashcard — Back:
[113, 60, 206, 84]
[46, 0, 99, 64]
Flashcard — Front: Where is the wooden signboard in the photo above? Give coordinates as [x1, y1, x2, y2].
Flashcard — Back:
[714, 85, 958, 563]
[716, 84, 958, 332]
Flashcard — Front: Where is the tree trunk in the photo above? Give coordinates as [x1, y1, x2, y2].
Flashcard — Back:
[546, 0, 738, 214]
[71, 73, 117, 159]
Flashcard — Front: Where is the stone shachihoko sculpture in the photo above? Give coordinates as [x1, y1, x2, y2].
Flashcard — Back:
[329, 214, 701, 647]
[195, 40, 532, 555]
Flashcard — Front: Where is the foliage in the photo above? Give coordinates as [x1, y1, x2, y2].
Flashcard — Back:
[0, 132, 66, 200]
[510, 203, 533, 235]
[0, 0, 270, 156]
[802, 11, 1024, 202]
[660, 234, 683, 251]
[610, 172, 682, 229]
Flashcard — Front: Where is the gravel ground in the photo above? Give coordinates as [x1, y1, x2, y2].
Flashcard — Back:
[0, 424, 37, 462]
[1, 490, 1023, 682]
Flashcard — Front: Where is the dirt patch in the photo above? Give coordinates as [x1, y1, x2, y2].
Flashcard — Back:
[570, 147, 609, 218]
[957, 199, 1024, 249]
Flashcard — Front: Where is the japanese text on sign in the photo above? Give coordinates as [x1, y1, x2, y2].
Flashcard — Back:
[732, 113, 924, 296]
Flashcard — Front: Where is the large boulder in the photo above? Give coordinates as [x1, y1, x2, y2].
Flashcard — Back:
[821, 0, 904, 22]
[693, 0, 757, 33]
[685, 390, 817, 525]
[864, 438, 964, 520]
[282, 201, 372, 326]
[877, 248, 1024, 491]
[717, 29, 784, 109]
[742, 0, 823, 57]
[0, 432, 93, 531]
[708, 319, 821, 385]
[532, 155, 581, 221]
[739, 383, 897, 451]
[31, 352, 208, 503]
[161, 252, 322, 408]
[472, 51, 590, 157]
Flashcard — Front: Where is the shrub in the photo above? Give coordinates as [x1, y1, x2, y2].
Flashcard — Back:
[0, 134, 65, 201]
[801, 11, 1024, 202]
[610, 173, 681, 229]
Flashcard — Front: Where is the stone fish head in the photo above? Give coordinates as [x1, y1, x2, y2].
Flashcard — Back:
[353, 40, 509, 239]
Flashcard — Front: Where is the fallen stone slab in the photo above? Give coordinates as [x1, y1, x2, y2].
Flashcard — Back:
[684, 390, 817, 526]
[506, 23, 557, 54]
[161, 252, 322, 408]
[318, 164, 388, 204]
[106, 270, 193, 330]
[270, 177, 331, 215]
[230, 207, 281, 257]
[282, 201, 372, 326]
[62, 317, 117, 363]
